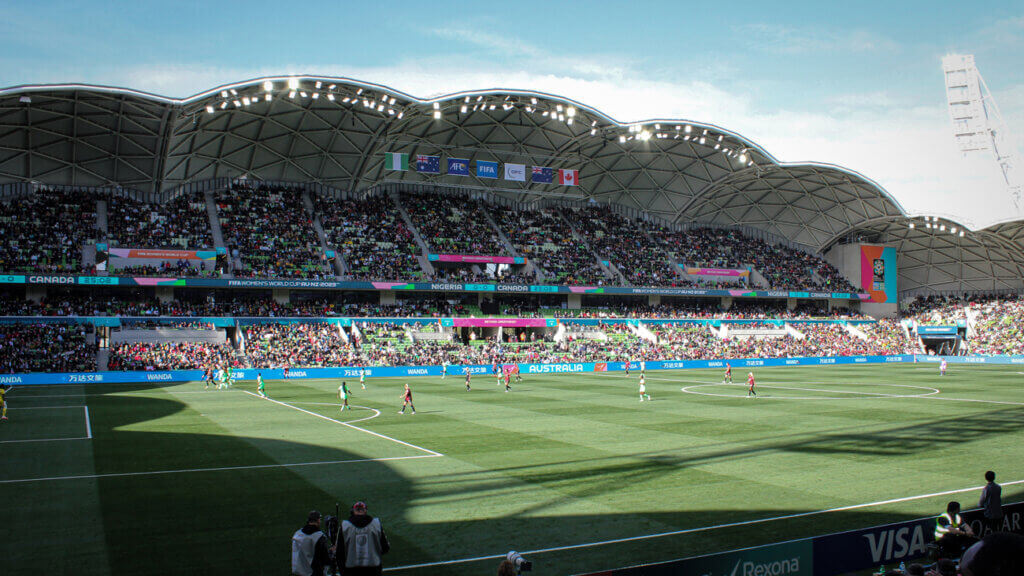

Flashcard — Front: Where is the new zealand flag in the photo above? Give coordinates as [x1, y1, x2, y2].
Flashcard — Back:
[416, 155, 441, 174]
[531, 166, 554, 183]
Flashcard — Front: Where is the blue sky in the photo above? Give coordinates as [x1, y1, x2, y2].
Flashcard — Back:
[3, 1, 1023, 226]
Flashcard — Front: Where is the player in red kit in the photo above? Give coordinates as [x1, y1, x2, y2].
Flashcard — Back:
[398, 383, 416, 414]
[747, 372, 757, 398]
[723, 363, 733, 384]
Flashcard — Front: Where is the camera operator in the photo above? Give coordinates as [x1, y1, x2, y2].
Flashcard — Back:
[338, 501, 390, 575]
[292, 510, 333, 576]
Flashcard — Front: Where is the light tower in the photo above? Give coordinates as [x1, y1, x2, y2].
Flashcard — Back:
[942, 54, 1021, 212]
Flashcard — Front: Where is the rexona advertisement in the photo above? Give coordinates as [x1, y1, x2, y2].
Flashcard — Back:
[583, 539, 812, 576]
[860, 245, 897, 303]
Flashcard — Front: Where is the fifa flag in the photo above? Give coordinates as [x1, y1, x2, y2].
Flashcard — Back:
[476, 160, 499, 179]
[504, 163, 526, 182]
[447, 158, 470, 176]
[416, 155, 441, 174]
[558, 169, 579, 186]
[531, 166, 554, 183]
[384, 152, 409, 171]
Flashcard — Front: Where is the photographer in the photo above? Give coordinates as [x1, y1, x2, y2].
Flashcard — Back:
[291, 510, 333, 576]
[338, 501, 390, 575]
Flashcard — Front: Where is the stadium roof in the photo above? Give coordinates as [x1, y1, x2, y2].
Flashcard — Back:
[1, 75, 1022, 296]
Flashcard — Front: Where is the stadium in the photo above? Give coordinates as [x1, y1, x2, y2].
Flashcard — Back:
[1, 74, 1023, 576]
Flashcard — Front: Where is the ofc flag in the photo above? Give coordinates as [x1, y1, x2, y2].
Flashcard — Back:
[415, 155, 440, 174]
[383, 152, 409, 171]
[447, 158, 470, 176]
[531, 166, 554, 183]
[504, 163, 526, 182]
[558, 168, 579, 186]
[476, 160, 498, 179]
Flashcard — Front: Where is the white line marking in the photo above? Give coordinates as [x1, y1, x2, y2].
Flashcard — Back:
[7, 405, 87, 410]
[0, 454, 439, 485]
[917, 396, 1024, 407]
[0, 436, 91, 444]
[83, 406, 92, 439]
[287, 402, 383, 424]
[241, 391, 442, 457]
[384, 478, 1024, 572]
[679, 382, 940, 401]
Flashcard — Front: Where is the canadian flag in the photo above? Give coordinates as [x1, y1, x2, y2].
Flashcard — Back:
[558, 168, 579, 186]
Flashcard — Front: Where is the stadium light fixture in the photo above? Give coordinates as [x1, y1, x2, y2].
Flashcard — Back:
[205, 105, 215, 114]
[232, 100, 241, 108]
[377, 104, 385, 112]
[909, 222, 915, 229]
[288, 78, 300, 90]
[619, 135, 627, 143]
[242, 97, 251, 106]
[591, 120, 597, 127]
[567, 107, 576, 117]
[230, 88, 238, 96]
[390, 97, 396, 105]
[265, 94, 272, 102]
[556, 104, 563, 112]
[312, 92, 319, 99]
[461, 105, 468, 113]
[655, 124, 660, 129]
[490, 104, 496, 110]
[342, 97, 350, 103]
[525, 106, 533, 113]
[328, 84, 336, 90]
[940, 225, 946, 231]
[476, 95, 483, 102]
[699, 137, 706, 144]
[748, 161, 754, 167]
[714, 143, 720, 150]
[718, 135, 724, 142]
[263, 81, 273, 92]
[433, 102, 440, 109]
[639, 130, 651, 141]
[959, 231, 965, 237]
[558, 113, 564, 121]
[739, 154, 747, 163]
[433, 110, 441, 119]
[315, 81, 322, 89]
[675, 125, 681, 130]
[220, 90, 228, 98]
[531, 97, 538, 104]
[542, 111, 549, 117]
[356, 88, 363, 95]
[685, 125, 692, 133]
[300, 91, 308, 98]
[327, 94, 335, 101]
[950, 227, 957, 233]
[388, 108, 395, 115]
[397, 112, 404, 119]
[465, 96, 471, 103]
[591, 129, 597, 135]
[567, 118, 573, 125]
[220, 101, 228, 109]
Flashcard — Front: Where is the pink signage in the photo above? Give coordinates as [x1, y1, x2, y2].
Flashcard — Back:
[429, 254, 524, 264]
[684, 267, 750, 277]
[451, 318, 552, 327]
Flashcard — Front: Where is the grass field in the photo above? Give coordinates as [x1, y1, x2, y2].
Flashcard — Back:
[2, 364, 1023, 575]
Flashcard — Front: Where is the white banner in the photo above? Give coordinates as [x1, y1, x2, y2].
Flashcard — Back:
[504, 163, 526, 182]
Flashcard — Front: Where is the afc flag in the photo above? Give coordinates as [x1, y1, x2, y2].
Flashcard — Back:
[558, 169, 579, 186]
[531, 166, 554, 183]
[416, 155, 441, 174]
[447, 158, 470, 176]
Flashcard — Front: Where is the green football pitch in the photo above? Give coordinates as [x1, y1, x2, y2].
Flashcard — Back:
[2, 364, 1022, 575]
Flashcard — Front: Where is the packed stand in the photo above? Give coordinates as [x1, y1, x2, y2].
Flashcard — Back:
[489, 205, 605, 284]
[0, 189, 98, 273]
[0, 324, 96, 372]
[968, 296, 1024, 355]
[317, 194, 423, 281]
[111, 260, 217, 277]
[217, 183, 332, 279]
[244, 323, 352, 367]
[108, 341, 238, 370]
[400, 191, 508, 255]
[563, 206, 677, 286]
[105, 194, 213, 249]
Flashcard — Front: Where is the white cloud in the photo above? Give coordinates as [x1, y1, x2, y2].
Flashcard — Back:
[734, 23, 901, 55]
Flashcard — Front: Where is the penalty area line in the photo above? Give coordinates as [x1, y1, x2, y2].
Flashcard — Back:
[383, 477, 1024, 572]
[241, 391, 442, 457]
[0, 454, 439, 485]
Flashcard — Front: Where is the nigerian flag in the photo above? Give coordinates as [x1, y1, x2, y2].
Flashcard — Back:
[384, 152, 409, 171]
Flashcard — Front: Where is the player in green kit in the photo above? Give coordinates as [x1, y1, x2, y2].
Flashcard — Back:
[0, 384, 9, 420]
[226, 366, 234, 388]
[338, 381, 351, 411]
[257, 372, 266, 397]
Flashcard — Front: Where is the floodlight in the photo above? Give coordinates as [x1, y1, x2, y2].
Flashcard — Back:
[542, 111, 549, 117]
[490, 104, 496, 110]
[315, 81, 322, 89]
[433, 102, 440, 109]
[531, 97, 538, 104]
[465, 96, 471, 103]
[655, 124, 660, 129]
[699, 137, 706, 144]
[220, 101, 228, 109]
[389, 97, 396, 105]
[327, 94, 335, 101]
[342, 97, 350, 103]
[950, 227, 957, 233]
[940, 225, 946, 231]
[264, 94, 271, 102]
[328, 84, 336, 90]
[591, 120, 597, 126]
[590, 129, 597, 135]
[232, 100, 241, 108]
[242, 97, 251, 106]
[476, 95, 483, 102]
[311, 92, 319, 99]
[397, 112, 404, 119]
[685, 125, 692, 133]
[377, 104, 384, 112]
[639, 131, 651, 141]
[567, 118, 573, 125]
[675, 125, 681, 130]
[300, 91, 307, 98]
[388, 108, 395, 115]
[718, 135, 723, 141]
[205, 106, 215, 114]
[461, 105, 468, 113]
[558, 113, 564, 121]
[288, 78, 300, 90]
[714, 143, 720, 150]
[221, 90, 228, 98]
[739, 154, 747, 163]
[619, 135, 626, 143]
[556, 104, 563, 112]
[567, 107, 576, 117]
[356, 88, 363, 95]
[909, 222, 915, 229]
[230, 88, 238, 96]
[959, 231, 965, 237]
[433, 110, 441, 119]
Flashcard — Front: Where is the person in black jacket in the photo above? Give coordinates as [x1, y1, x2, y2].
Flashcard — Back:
[979, 470, 1003, 535]
[292, 510, 333, 576]
[338, 501, 390, 576]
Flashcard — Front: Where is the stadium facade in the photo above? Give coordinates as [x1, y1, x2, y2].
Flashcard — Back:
[1, 75, 1023, 298]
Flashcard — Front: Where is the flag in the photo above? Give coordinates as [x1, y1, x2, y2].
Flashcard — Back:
[504, 163, 526, 182]
[476, 160, 499, 179]
[531, 166, 554, 183]
[558, 168, 579, 186]
[416, 155, 440, 174]
[383, 152, 408, 171]
[447, 158, 470, 176]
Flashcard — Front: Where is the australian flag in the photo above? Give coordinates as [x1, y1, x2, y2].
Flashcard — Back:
[416, 155, 441, 174]
[447, 158, 470, 176]
[531, 166, 554, 183]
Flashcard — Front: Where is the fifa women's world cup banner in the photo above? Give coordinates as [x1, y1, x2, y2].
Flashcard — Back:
[681, 266, 751, 277]
[107, 248, 220, 261]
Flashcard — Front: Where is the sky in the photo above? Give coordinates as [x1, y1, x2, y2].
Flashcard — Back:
[2, 0, 1023, 228]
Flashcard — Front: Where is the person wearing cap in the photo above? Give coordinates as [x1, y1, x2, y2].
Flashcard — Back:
[292, 510, 333, 576]
[339, 501, 390, 575]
